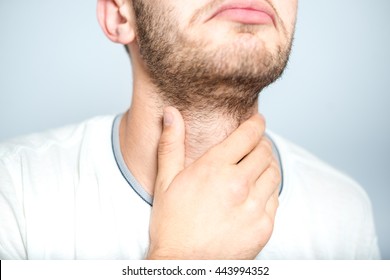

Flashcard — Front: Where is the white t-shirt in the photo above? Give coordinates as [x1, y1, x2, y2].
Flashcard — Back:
[0, 115, 381, 259]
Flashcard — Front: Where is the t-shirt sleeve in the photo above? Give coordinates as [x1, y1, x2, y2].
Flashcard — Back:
[355, 188, 381, 259]
[0, 158, 27, 259]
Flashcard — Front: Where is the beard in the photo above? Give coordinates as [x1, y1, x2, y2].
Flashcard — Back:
[133, 0, 293, 123]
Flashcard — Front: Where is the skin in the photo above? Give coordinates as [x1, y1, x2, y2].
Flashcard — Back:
[97, 0, 298, 259]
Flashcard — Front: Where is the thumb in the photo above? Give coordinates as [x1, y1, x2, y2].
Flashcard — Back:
[155, 106, 185, 194]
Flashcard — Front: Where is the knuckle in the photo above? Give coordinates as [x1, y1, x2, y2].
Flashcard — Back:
[260, 214, 275, 233]
[274, 194, 280, 208]
[245, 197, 260, 213]
[257, 211, 275, 233]
[251, 214, 275, 248]
[261, 137, 273, 151]
[257, 114, 266, 128]
[228, 174, 250, 202]
[266, 193, 279, 215]
[259, 139, 273, 161]
[252, 114, 266, 130]
[243, 121, 262, 143]
[267, 163, 281, 186]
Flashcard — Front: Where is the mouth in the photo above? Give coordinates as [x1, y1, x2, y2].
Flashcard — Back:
[207, 0, 275, 26]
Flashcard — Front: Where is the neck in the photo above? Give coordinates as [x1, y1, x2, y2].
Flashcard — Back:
[179, 105, 258, 166]
[119, 82, 259, 196]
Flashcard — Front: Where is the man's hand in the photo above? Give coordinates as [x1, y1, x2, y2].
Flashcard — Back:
[147, 107, 280, 260]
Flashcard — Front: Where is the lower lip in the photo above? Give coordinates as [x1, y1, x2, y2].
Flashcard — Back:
[213, 8, 273, 25]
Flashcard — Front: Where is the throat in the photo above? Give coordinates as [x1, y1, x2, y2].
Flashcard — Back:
[181, 105, 258, 166]
[119, 80, 259, 195]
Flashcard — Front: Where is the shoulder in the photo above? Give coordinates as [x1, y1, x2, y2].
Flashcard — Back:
[0, 115, 116, 195]
[268, 131, 370, 205]
[0, 115, 116, 259]
[266, 131, 380, 259]
[0, 115, 115, 162]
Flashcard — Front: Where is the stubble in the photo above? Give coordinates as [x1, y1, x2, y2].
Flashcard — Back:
[133, 0, 293, 124]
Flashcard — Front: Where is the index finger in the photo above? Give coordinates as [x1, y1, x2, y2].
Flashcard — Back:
[211, 114, 266, 165]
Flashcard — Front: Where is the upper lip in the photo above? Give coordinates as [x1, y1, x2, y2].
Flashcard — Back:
[207, 0, 276, 25]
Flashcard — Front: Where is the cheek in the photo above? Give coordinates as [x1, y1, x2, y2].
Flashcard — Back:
[169, 0, 208, 24]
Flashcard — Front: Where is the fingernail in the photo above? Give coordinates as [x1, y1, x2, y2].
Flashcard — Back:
[163, 110, 174, 126]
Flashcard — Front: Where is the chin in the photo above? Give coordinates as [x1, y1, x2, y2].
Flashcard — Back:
[207, 29, 278, 50]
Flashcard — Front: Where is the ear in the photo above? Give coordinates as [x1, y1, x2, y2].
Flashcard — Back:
[97, 0, 135, 44]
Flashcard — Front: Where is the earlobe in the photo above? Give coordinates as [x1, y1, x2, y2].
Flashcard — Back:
[97, 0, 135, 45]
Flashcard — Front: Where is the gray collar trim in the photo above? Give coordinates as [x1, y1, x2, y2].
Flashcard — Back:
[112, 114, 153, 206]
[267, 133, 284, 196]
[111, 114, 284, 206]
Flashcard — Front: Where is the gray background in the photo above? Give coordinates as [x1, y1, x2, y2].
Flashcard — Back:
[0, 0, 389, 259]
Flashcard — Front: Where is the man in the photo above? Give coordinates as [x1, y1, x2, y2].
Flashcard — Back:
[0, 0, 380, 259]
